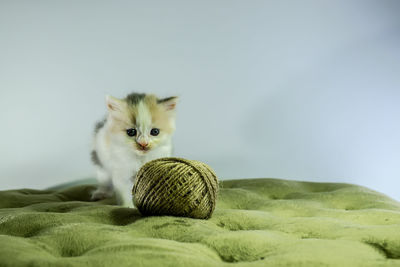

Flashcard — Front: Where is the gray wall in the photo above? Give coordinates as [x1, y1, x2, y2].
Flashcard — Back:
[1, 1, 399, 200]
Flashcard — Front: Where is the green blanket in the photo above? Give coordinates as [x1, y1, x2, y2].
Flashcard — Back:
[1, 178, 400, 266]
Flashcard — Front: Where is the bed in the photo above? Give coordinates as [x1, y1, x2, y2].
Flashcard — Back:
[0, 178, 399, 266]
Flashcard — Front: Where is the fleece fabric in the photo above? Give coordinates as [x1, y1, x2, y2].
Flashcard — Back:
[0, 178, 400, 266]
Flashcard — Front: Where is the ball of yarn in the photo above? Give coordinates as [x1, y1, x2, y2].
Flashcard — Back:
[133, 157, 218, 219]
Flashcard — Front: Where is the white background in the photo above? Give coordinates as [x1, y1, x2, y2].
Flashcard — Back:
[1, 1, 399, 200]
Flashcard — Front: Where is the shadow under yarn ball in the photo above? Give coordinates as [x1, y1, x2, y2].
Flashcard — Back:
[133, 158, 219, 219]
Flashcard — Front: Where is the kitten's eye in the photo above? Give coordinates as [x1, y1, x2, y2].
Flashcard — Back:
[126, 128, 137, 137]
[150, 128, 160, 136]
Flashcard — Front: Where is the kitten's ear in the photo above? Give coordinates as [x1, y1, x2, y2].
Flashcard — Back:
[106, 95, 124, 111]
[105, 95, 126, 118]
[158, 96, 178, 111]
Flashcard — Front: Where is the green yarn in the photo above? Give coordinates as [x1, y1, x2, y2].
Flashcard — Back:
[133, 157, 219, 219]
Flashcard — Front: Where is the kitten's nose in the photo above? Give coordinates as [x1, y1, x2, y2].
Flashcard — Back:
[138, 141, 148, 148]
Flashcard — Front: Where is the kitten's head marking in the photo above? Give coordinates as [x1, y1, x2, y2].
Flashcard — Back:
[106, 93, 178, 154]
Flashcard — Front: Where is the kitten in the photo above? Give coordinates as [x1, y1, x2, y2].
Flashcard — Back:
[91, 93, 178, 208]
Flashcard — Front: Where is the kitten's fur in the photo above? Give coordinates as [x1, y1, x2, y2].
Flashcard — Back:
[91, 93, 178, 208]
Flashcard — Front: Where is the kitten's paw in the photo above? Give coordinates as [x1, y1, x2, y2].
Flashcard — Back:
[91, 189, 113, 201]
[120, 200, 135, 209]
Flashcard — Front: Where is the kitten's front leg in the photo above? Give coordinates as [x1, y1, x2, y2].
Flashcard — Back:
[112, 171, 136, 208]
[91, 168, 113, 201]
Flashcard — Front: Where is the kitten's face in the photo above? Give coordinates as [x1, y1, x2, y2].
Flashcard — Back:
[106, 93, 177, 154]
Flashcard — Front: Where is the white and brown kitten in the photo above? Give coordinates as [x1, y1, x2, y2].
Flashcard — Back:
[91, 93, 178, 208]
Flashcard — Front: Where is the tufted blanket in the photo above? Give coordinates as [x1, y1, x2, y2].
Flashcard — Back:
[0, 178, 400, 266]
